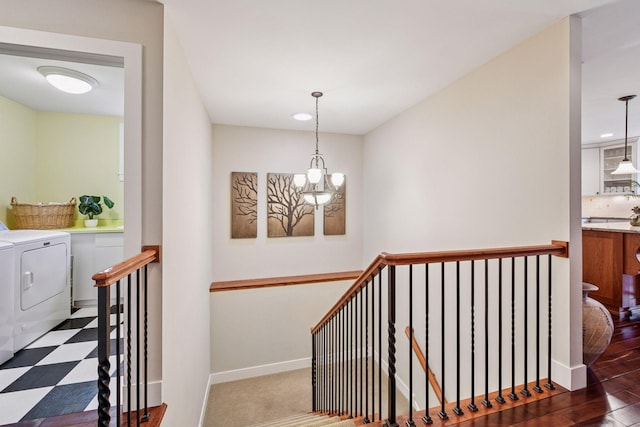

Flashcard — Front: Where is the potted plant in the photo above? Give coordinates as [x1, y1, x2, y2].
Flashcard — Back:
[78, 195, 114, 227]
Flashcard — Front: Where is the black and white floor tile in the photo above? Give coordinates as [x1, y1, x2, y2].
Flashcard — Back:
[0, 306, 122, 425]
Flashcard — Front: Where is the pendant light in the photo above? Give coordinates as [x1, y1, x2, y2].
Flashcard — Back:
[611, 95, 639, 175]
[293, 91, 344, 208]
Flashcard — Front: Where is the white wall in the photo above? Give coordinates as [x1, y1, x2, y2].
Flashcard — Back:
[363, 17, 584, 390]
[163, 16, 213, 427]
[210, 124, 363, 374]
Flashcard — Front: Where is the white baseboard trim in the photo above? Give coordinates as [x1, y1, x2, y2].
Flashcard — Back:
[551, 359, 586, 391]
[198, 374, 214, 427]
[122, 380, 162, 410]
[374, 350, 420, 411]
[211, 357, 312, 384]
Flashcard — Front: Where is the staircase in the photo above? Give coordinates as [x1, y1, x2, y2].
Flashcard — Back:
[249, 413, 356, 427]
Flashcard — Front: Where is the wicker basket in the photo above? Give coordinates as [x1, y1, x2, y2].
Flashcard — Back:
[11, 196, 76, 229]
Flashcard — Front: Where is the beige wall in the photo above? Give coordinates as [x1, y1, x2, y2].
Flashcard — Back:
[0, 95, 36, 227]
[163, 15, 213, 427]
[363, 17, 583, 391]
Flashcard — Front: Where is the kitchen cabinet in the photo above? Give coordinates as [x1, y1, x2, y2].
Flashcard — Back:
[583, 228, 640, 319]
[582, 147, 600, 195]
[601, 143, 637, 194]
[71, 232, 124, 306]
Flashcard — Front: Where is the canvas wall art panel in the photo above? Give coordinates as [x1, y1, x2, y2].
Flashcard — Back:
[267, 172, 314, 237]
[324, 178, 345, 235]
[231, 172, 258, 238]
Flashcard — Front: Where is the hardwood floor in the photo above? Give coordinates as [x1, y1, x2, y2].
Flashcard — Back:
[450, 317, 640, 427]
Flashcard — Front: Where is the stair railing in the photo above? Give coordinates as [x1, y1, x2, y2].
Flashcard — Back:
[310, 241, 568, 426]
[93, 246, 160, 427]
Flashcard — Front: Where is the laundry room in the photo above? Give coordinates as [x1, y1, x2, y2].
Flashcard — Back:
[0, 48, 125, 361]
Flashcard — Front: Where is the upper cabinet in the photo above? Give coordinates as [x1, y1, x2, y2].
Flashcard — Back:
[582, 147, 600, 196]
[582, 139, 639, 196]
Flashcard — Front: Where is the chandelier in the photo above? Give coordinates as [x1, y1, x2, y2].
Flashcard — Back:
[611, 95, 640, 175]
[293, 91, 344, 208]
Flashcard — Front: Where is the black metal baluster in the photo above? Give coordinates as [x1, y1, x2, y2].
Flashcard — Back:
[127, 275, 132, 426]
[360, 288, 364, 418]
[351, 295, 355, 417]
[371, 272, 376, 422]
[136, 271, 141, 426]
[423, 264, 432, 425]
[545, 255, 555, 391]
[142, 265, 149, 422]
[355, 290, 360, 416]
[331, 316, 335, 414]
[508, 258, 519, 401]
[534, 256, 543, 394]
[97, 285, 111, 427]
[364, 281, 370, 423]
[313, 332, 317, 411]
[438, 263, 448, 420]
[378, 269, 382, 423]
[453, 262, 463, 416]
[341, 307, 345, 415]
[522, 257, 531, 398]
[387, 265, 399, 427]
[468, 260, 478, 412]
[116, 280, 122, 426]
[481, 260, 492, 408]
[407, 265, 416, 426]
[496, 259, 506, 404]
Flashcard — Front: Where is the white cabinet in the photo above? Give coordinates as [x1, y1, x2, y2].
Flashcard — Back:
[71, 232, 124, 306]
[601, 144, 637, 193]
[582, 147, 600, 195]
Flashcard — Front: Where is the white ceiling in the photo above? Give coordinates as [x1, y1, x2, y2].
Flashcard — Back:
[0, 0, 639, 145]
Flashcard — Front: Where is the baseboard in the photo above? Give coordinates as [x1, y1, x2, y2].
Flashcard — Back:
[211, 357, 311, 384]
[374, 350, 419, 410]
[198, 374, 214, 427]
[551, 359, 586, 391]
[122, 380, 162, 410]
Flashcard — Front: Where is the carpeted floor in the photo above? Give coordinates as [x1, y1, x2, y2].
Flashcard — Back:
[203, 365, 410, 426]
[203, 368, 312, 427]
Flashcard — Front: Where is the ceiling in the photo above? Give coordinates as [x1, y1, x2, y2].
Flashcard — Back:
[1, 0, 639, 144]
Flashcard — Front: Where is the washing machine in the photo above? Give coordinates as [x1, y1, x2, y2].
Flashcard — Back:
[0, 230, 71, 352]
[0, 241, 14, 364]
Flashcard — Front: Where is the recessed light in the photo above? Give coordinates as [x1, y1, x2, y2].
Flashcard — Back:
[600, 133, 614, 138]
[292, 112, 313, 121]
[37, 66, 98, 94]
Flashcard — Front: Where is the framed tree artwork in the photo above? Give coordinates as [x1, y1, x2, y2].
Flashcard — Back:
[267, 173, 314, 237]
[324, 177, 346, 235]
[231, 172, 258, 238]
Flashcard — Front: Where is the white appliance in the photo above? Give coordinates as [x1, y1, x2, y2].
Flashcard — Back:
[0, 230, 70, 351]
[0, 241, 14, 364]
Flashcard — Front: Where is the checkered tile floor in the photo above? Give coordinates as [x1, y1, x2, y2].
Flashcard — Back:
[0, 306, 123, 425]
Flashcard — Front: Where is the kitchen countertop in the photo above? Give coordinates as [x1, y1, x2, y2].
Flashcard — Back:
[582, 221, 640, 233]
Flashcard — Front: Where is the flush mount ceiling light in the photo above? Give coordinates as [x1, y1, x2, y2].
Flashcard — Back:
[37, 66, 98, 94]
[611, 95, 640, 175]
[292, 112, 313, 121]
[293, 91, 344, 208]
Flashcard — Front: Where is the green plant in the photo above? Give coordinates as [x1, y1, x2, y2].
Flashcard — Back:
[78, 195, 114, 219]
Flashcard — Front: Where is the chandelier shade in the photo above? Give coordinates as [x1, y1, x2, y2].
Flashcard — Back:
[294, 91, 344, 208]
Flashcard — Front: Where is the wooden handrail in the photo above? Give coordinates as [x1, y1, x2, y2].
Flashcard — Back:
[93, 246, 160, 287]
[405, 326, 446, 406]
[210, 270, 363, 292]
[311, 241, 568, 333]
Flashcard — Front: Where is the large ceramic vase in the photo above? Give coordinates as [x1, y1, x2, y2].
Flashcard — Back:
[583, 282, 614, 366]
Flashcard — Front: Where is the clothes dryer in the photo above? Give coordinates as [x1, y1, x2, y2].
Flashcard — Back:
[0, 241, 14, 364]
[0, 230, 70, 351]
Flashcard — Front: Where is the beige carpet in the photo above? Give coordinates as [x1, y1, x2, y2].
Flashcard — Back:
[204, 368, 313, 427]
[203, 365, 410, 426]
